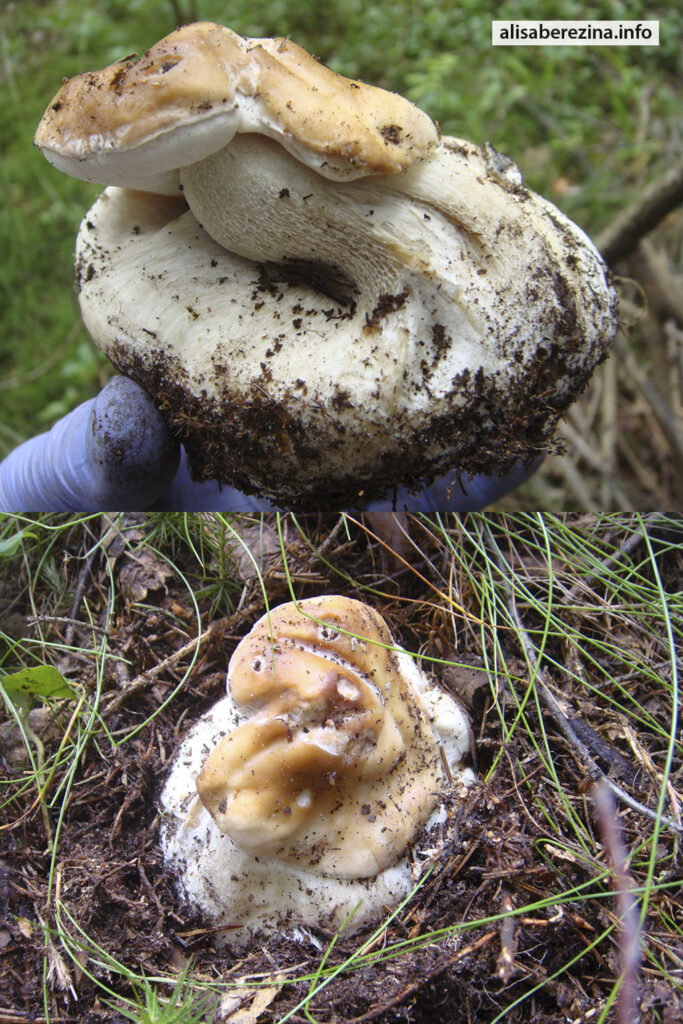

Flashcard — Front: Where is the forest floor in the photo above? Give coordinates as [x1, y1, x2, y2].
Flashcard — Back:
[0, 512, 681, 1023]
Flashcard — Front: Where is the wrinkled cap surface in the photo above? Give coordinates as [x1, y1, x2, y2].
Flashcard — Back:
[196, 596, 444, 878]
[35, 22, 438, 192]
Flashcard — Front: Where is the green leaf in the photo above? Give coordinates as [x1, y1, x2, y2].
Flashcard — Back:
[0, 528, 36, 559]
[1, 665, 76, 707]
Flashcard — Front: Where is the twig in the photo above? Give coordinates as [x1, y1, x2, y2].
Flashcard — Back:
[600, 354, 619, 508]
[557, 418, 633, 510]
[596, 158, 683, 265]
[496, 893, 518, 982]
[562, 518, 644, 604]
[346, 930, 497, 1023]
[613, 333, 683, 465]
[517, 602, 681, 835]
[309, 514, 347, 561]
[103, 598, 267, 715]
[592, 782, 642, 1024]
[558, 449, 604, 509]
[64, 546, 100, 648]
[628, 240, 683, 325]
[26, 616, 108, 635]
[102, 617, 225, 716]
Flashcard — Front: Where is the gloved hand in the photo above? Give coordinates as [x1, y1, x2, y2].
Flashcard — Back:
[0, 377, 533, 513]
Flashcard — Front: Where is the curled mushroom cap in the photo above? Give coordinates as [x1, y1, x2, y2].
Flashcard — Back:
[160, 595, 474, 941]
[35, 22, 437, 191]
[37, 24, 617, 508]
[196, 595, 444, 877]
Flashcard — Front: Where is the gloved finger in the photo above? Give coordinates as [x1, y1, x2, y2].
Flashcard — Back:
[155, 456, 536, 514]
[363, 460, 539, 515]
[0, 376, 179, 512]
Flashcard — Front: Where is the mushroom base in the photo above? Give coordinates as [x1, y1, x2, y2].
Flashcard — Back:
[161, 768, 470, 946]
[106, 334, 598, 511]
[76, 153, 616, 510]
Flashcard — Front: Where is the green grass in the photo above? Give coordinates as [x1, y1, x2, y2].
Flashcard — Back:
[0, 0, 680, 459]
[1, 511, 681, 1021]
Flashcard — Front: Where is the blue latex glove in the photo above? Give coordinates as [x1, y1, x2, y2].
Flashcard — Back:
[0, 377, 181, 512]
[363, 461, 535, 515]
[0, 377, 533, 513]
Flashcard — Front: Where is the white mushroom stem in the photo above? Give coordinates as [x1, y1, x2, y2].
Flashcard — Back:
[182, 135, 407, 298]
[181, 133, 608, 402]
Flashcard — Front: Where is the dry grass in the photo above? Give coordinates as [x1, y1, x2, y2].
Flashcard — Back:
[504, 207, 683, 511]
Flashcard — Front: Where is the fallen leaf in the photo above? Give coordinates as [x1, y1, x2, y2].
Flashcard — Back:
[100, 514, 174, 603]
[117, 551, 175, 604]
[219, 979, 284, 1023]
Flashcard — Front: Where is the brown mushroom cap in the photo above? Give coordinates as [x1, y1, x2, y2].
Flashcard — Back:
[34, 22, 438, 192]
[160, 595, 475, 942]
[195, 596, 446, 878]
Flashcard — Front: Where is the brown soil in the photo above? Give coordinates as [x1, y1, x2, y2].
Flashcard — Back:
[0, 513, 681, 1023]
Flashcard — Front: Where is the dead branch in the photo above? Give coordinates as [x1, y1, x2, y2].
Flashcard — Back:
[346, 930, 498, 1023]
[628, 240, 683, 326]
[496, 892, 518, 982]
[103, 620, 223, 716]
[613, 333, 683, 465]
[561, 513, 666, 604]
[597, 158, 683, 265]
[592, 782, 642, 1024]
[103, 599, 263, 715]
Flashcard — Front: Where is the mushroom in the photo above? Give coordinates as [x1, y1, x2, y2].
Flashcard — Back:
[35, 23, 617, 509]
[160, 596, 474, 942]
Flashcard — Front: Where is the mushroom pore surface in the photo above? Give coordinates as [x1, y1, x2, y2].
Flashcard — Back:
[37, 23, 618, 508]
[160, 596, 475, 941]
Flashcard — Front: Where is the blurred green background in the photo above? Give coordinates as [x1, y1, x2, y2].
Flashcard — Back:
[0, 0, 679, 462]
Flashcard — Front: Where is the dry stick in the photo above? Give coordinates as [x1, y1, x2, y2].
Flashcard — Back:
[496, 892, 518, 982]
[613, 333, 683, 465]
[596, 158, 683, 265]
[561, 511, 678, 606]
[592, 782, 642, 1024]
[515, 600, 681, 836]
[103, 596, 273, 716]
[483, 529, 683, 838]
[103, 609, 238, 716]
[562, 518, 647, 605]
[628, 240, 683, 325]
[346, 930, 497, 1024]
[311, 514, 347, 561]
[27, 616, 108, 635]
[64, 545, 100, 648]
[557, 419, 633, 510]
[103, 629, 210, 716]
[600, 354, 619, 509]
